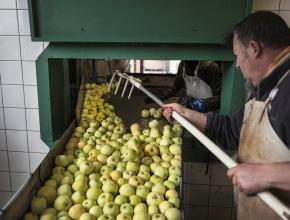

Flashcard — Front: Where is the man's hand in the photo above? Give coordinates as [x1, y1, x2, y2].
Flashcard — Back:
[227, 163, 270, 195]
[162, 103, 187, 123]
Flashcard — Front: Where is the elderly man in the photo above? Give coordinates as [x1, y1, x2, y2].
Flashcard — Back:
[162, 11, 290, 220]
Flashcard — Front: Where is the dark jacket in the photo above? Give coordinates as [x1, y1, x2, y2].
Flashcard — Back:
[205, 55, 290, 150]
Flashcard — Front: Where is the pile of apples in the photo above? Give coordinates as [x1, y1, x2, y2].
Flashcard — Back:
[23, 83, 183, 220]
[140, 108, 162, 119]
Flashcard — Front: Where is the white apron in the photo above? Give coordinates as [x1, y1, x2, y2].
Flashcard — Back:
[236, 70, 290, 220]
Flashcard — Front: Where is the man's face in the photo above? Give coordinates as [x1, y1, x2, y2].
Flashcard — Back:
[233, 34, 259, 86]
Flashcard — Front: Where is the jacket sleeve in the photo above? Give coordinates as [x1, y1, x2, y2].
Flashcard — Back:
[204, 107, 244, 150]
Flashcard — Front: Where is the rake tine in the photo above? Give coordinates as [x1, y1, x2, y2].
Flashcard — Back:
[114, 75, 123, 95]
[128, 83, 135, 99]
[121, 78, 130, 97]
[108, 71, 117, 92]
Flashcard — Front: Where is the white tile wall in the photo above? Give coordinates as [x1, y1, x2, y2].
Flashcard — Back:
[252, 0, 280, 10]
[4, 108, 26, 130]
[18, 10, 30, 36]
[0, 130, 7, 151]
[20, 36, 43, 61]
[0, 0, 16, 9]
[0, 61, 23, 84]
[0, 10, 18, 35]
[0, 172, 11, 191]
[280, 11, 290, 27]
[8, 151, 29, 172]
[27, 131, 49, 153]
[26, 108, 40, 131]
[2, 85, 25, 108]
[0, 89, 2, 108]
[0, 151, 9, 171]
[24, 85, 38, 108]
[0, 108, 5, 129]
[10, 172, 29, 191]
[6, 130, 27, 152]
[281, 0, 290, 10]
[0, 36, 21, 60]
[22, 61, 37, 85]
[29, 153, 46, 173]
[16, 0, 28, 9]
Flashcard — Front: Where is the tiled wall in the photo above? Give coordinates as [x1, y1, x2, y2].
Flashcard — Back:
[0, 0, 49, 209]
[0, 0, 290, 212]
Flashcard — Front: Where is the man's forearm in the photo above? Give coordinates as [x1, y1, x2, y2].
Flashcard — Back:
[267, 162, 290, 191]
[183, 109, 207, 132]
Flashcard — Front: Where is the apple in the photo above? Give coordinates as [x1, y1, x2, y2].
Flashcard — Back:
[146, 192, 164, 206]
[121, 148, 137, 162]
[37, 186, 57, 205]
[161, 152, 174, 162]
[159, 138, 172, 147]
[141, 157, 153, 166]
[168, 198, 180, 208]
[107, 123, 115, 131]
[53, 166, 65, 175]
[57, 184, 72, 196]
[97, 192, 114, 207]
[83, 144, 93, 154]
[61, 176, 74, 185]
[98, 214, 115, 220]
[72, 180, 88, 193]
[42, 208, 57, 216]
[144, 137, 155, 143]
[79, 161, 94, 175]
[55, 155, 70, 167]
[44, 179, 57, 189]
[79, 213, 96, 220]
[100, 165, 113, 176]
[123, 133, 132, 141]
[161, 162, 171, 169]
[89, 149, 100, 159]
[101, 120, 110, 129]
[57, 211, 69, 218]
[116, 213, 132, 220]
[168, 175, 181, 186]
[89, 173, 100, 181]
[154, 166, 169, 180]
[97, 154, 108, 164]
[164, 208, 181, 220]
[110, 170, 122, 181]
[165, 190, 179, 199]
[137, 171, 150, 181]
[23, 212, 38, 220]
[136, 186, 149, 201]
[149, 108, 156, 116]
[144, 144, 159, 156]
[68, 204, 86, 219]
[141, 109, 150, 118]
[113, 126, 125, 135]
[119, 184, 135, 197]
[120, 203, 134, 215]
[107, 155, 120, 168]
[127, 137, 142, 152]
[159, 145, 169, 154]
[86, 187, 102, 200]
[82, 199, 96, 211]
[89, 179, 102, 188]
[75, 174, 88, 183]
[100, 144, 113, 156]
[31, 197, 47, 214]
[89, 205, 103, 218]
[114, 195, 128, 206]
[151, 183, 166, 195]
[170, 158, 181, 167]
[102, 180, 119, 195]
[153, 110, 162, 119]
[71, 191, 86, 204]
[39, 213, 56, 220]
[126, 161, 139, 173]
[152, 214, 166, 220]
[162, 128, 173, 139]
[130, 123, 141, 136]
[93, 161, 102, 172]
[54, 195, 72, 211]
[142, 129, 150, 137]
[117, 178, 128, 186]
[100, 176, 111, 184]
[171, 137, 182, 145]
[132, 211, 149, 220]
[128, 176, 144, 188]
[148, 205, 158, 216]
[163, 180, 175, 190]
[103, 202, 119, 216]
[134, 203, 147, 213]
[144, 181, 153, 190]
[159, 201, 172, 214]
[110, 141, 122, 150]
[152, 156, 162, 163]
[169, 166, 181, 176]
[149, 175, 163, 184]
[149, 119, 159, 128]
[169, 144, 181, 155]
[150, 163, 160, 173]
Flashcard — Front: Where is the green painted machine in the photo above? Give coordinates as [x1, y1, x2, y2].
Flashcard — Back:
[28, 0, 252, 146]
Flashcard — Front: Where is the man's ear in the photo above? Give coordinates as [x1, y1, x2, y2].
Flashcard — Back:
[249, 40, 262, 59]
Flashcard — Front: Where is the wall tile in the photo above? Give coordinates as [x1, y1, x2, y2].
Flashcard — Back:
[280, 11, 290, 27]
[29, 153, 46, 173]
[0, 130, 7, 150]
[4, 108, 26, 130]
[209, 186, 233, 207]
[18, 10, 30, 35]
[27, 131, 49, 153]
[0, 61, 22, 84]
[0, 88, 2, 107]
[0, 191, 12, 210]
[0, 108, 5, 129]
[0, 10, 18, 35]
[0, 0, 16, 9]
[280, 0, 290, 10]
[0, 172, 11, 191]
[0, 36, 21, 60]
[22, 61, 37, 85]
[208, 207, 232, 220]
[211, 163, 231, 186]
[8, 151, 29, 172]
[10, 172, 30, 191]
[0, 150, 9, 171]
[185, 184, 210, 206]
[20, 36, 43, 61]
[2, 85, 25, 108]
[6, 130, 27, 152]
[24, 85, 38, 108]
[187, 162, 211, 184]
[252, 0, 280, 10]
[184, 205, 208, 220]
[26, 109, 39, 131]
[16, 0, 28, 9]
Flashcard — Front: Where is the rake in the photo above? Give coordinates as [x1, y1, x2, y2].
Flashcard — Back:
[108, 70, 290, 220]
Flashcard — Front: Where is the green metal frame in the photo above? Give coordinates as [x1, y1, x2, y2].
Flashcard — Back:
[37, 43, 245, 147]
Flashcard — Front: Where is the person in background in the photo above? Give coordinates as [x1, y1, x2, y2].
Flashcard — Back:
[162, 11, 290, 220]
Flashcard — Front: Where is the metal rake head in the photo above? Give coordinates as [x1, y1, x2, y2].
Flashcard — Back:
[108, 70, 142, 99]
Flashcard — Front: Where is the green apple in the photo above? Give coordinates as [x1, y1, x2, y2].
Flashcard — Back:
[152, 213, 166, 220]
[163, 180, 175, 190]
[79, 161, 94, 175]
[55, 155, 70, 167]
[42, 208, 57, 216]
[171, 137, 182, 145]
[154, 166, 168, 180]
[83, 144, 93, 154]
[71, 191, 86, 204]
[161, 161, 171, 169]
[169, 166, 181, 176]
[97, 193, 114, 207]
[107, 155, 120, 168]
[102, 180, 119, 195]
[141, 109, 150, 118]
[119, 184, 135, 197]
[89, 205, 103, 218]
[150, 128, 161, 139]
[82, 199, 96, 211]
[86, 187, 102, 200]
[97, 154, 108, 164]
[23, 212, 38, 220]
[127, 137, 142, 152]
[72, 180, 88, 193]
[122, 133, 132, 141]
[37, 186, 57, 205]
[144, 144, 159, 156]
[44, 179, 57, 189]
[159, 138, 172, 147]
[149, 175, 163, 184]
[39, 213, 56, 220]
[97, 214, 115, 220]
[121, 148, 137, 162]
[152, 183, 166, 195]
[76, 157, 87, 167]
[52, 166, 65, 175]
[159, 201, 172, 214]
[169, 144, 181, 155]
[152, 156, 162, 163]
[129, 195, 142, 206]
[161, 152, 174, 162]
[123, 171, 135, 180]
[150, 163, 160, 173]
[164, 208, 181, 220]
[136, 186, 149, 201]
[162, 128, 173, 139]
[159, 145, 169, 154]
[100, 144, 113, 156]
[110, 170, 122, 182]
[170, 158, 181, 167]
[153, 110, 162, 119]
[165, 190, 179, 199]
[51, 173, 64, 185]
[168, 197, 180, 208]
[88, 149, 100, 159]
[79, 213, 96, 220]
[132, 211, 149, 220]
[137, 171, 150, 181]
[116, 213, 132, 220]
[149, 119, 159, 128]
[114, 195, 128, 206]
[100, 165, 113, 176]
[113, 126, 125, 135]
[142, 129, 150, 137]
[117, 178, 128, 186]
[141, 157, 153, 166]
[57, 211, 69, 218]
[103, 202, 120, 216]
[89, 173, 100, 181]
[168, 175, 181, 186]
[126, 161, 139, 173]
[128, 176, 144, 188]
[134, 203, 147, 213]
[120, 203, 134, 215]
[31, 197, 47, 214]
[149, 108, 156, 116]
[68, 204, 86, 219]
[144, 136, 155, 143]
[144, 181, 153, 190]
[61, 176, 74, 185]
[75, 173, 88, 182]
[146, 192, 164, 206]
[148, 205, 158, 216]
[54, 195, 72, 211]
[57, 184, 72, 196]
